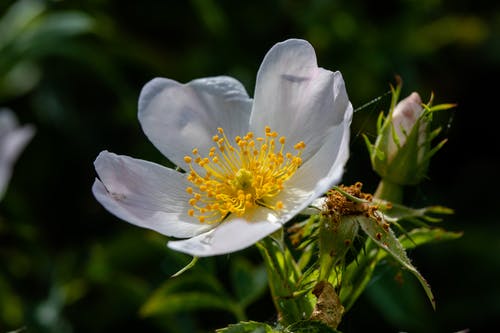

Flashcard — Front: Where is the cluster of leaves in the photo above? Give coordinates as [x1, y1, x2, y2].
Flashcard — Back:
[141, 257, 268, 328]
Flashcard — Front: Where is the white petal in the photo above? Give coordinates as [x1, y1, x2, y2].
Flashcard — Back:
[167, 213, 282, 257]
[93, 151, 213, 238]
[138, 76, 252, 169]
[0, 124, 35, 199]
[290, 101, 352, 194]
[250, 39, 349, 162]
[267, 102, 353, 222]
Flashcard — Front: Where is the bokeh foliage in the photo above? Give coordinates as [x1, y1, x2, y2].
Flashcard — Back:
[0, 0, 499, 332]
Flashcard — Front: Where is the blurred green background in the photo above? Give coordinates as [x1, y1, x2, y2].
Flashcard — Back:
[0, 0, 499, 332]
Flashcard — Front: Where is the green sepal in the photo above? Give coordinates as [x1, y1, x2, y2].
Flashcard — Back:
[357, 216, 436, 309]
[256, 235, 314, 326]
[378, 201, 454, 224]
[170, 256, 198, 277]
[318, 215, 359, 281]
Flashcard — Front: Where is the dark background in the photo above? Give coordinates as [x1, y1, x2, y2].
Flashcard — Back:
[1, 0, 499, 332]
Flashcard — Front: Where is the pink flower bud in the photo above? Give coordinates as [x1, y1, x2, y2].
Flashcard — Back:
[392, 92, 423, 143]
[388, 92, 426, 161]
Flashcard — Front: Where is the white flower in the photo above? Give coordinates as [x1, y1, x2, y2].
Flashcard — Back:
[92, 39, 353, 257]
[0, 109, 35, 200]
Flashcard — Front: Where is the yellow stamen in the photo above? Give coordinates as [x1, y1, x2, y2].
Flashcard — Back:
[183, 126, 305, 224]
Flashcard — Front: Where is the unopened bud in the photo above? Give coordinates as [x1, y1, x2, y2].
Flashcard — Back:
[364, 83, 452, 186]
[388, 92, 426, 161]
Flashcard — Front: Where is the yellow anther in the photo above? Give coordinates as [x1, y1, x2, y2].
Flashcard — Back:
[184, 156, 192, 163]
[185, 125, 304, 224]
[294, 141, 306, 150]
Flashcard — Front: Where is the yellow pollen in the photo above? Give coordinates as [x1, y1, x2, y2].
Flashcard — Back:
[183, 126, 305, 224]
[294, 141, 306, 150]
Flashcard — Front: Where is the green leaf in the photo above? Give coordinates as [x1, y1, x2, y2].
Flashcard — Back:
[230, 258, 268, 308]
[140, 273, 232, 317]
[285, 320, 342, 333]
[0, 0, 45, 48]
[379, 201, 454, 224]
[399, 227, 463, 250]
[216, 321, 276, 333]
[357, 216, 436, 309]
[141, 291, 234, 317]
[365, 268, 433, 331]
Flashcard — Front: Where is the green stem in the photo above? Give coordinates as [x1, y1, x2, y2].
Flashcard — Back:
[256, 237, 313, 326]
[374, 179, 403, 203]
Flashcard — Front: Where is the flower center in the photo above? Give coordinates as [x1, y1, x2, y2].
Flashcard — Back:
[184, 126, 306, 224]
